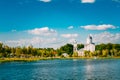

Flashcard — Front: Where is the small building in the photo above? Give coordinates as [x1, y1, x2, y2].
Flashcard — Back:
[62, 53, 69, 57]
[78, 48, 84, 56]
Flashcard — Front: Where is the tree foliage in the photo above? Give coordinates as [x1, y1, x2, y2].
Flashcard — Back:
[77, 44, 84, 50]
[59, 44, 73, 57]
[0, 42, 120, 58]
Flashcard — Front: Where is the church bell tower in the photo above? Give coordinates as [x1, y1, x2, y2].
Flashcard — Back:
[86, 35, 92, 44]
[73, 40, 77, 52]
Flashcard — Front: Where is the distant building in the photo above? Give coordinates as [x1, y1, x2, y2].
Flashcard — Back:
[84, 35, 95, 52]
[73, 35, 95, 56]
[62, 53, 69, 57]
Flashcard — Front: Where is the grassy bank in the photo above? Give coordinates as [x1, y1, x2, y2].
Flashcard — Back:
[0, 57, 120, 63]
[0, 57, 54, 63]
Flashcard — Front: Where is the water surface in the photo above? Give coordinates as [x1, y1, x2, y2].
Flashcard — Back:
[0, 59, 120, 80]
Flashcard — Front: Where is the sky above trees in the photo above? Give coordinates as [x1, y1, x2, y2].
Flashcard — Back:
[0, 0, 120, 48]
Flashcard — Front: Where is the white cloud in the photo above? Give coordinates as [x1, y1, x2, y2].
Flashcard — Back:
[5, 37, 57, 48]
[93, 32, 120, 44]
[81, 24, 116, 30]
[68, 26, 74, 29]
[28, 27, 57, 36]
[61, 34, 78, 38]
[68, 38, 76, 43]
[38, 0, 51, 2]
[81, 0, 95, 3]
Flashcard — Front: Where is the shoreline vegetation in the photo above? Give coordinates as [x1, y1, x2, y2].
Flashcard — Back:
[1, 57, 120, 63]
[0, 43, 120, 63]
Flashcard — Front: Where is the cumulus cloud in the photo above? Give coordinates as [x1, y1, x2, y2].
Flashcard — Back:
[38, 0, 51, 2]
[81, 24, 116, 30]
[93, 32, 120, 44]
[81, 0, 95, 3]
[5, 37, 57, 48]
[68, 26, 74, 29]
[68, 38, 76, 43]
[61, 34, 78, 38]
[28, 27, 57, 36]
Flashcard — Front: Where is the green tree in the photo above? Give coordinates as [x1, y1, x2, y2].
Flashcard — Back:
[72, 52, 78, 57]
[110, 49, 114, 57]
[84, 50, 90, 57]
[93, 51, 97, 56]
[15, 47, 22, 57]
[0, 43, 3, 53]
[102, 49, 109, 57]
[77, 44, 84, 50]
[59, 44, 73, 56]
[113, 49, 118, 56]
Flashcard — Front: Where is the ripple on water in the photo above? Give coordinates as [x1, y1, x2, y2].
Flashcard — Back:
[0, 59, 120, 80]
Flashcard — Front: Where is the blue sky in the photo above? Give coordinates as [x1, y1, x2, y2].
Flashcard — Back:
[0, 0, 120, 48]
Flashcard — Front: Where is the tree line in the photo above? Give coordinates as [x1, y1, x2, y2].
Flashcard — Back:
[95, 43, 120, 57]
[0, 43, 56, 58]
[0, 42, 120, 58]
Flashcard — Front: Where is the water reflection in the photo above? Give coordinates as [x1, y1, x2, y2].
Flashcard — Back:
[86, 60, 93, 73]
[84, 60, 94, 80]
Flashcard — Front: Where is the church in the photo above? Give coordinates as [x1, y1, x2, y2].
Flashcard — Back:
[73, 35, 95, 56]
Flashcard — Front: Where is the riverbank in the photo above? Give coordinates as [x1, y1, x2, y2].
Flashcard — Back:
[0, 57, 120, 63]
[0, 57, 51, 63]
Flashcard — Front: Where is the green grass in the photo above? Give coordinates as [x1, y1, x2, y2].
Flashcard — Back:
[0, 57, 120, 63]
[0, 57, 50, 63]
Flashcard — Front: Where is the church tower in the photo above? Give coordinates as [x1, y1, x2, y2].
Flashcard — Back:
[73, 40, 77, 52]
[84, 34, 95, 52]
[86, 34, 92, 44]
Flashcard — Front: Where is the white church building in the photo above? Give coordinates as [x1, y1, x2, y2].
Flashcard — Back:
[73, 35, 95, 56]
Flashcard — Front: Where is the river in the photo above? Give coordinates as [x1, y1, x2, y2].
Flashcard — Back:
[0, 59, 120, 80]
